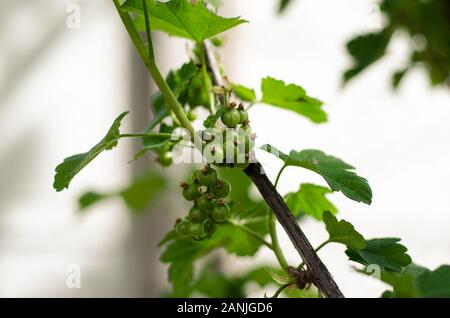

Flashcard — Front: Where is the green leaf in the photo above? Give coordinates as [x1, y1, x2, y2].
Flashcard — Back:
[218, 167, 266, 218]
[120, 170, 167, 211]
[53, 111, 129, 191]
[161, 238, 213, 264]
[168, 262, 193, 296]
[78, 192, 109, 210]
[243, 267, 275, 288]
[203, 105, 226, 128]
[343, 28, 393, 83]
[278, 0, 294, 13]
[375, 264, 429, 298]
[261, 77, 327, 123]
[78, 169, 166, 212]
[137, 135, 172, 158]
[392, 67, 409, 89]
[158, 230, 178, 247]
[346, 238, 412, 272]
[262, 145, 372, 204]
[285, 183, 337, 220]
[166, 263, 276, 298]
[358, 263, 450, 298]
[232, 83, 256, 102]
[417, 265, 450, 297]
[214, 222, 268, 256]
[122, 0, 247, 42]
[265, 268, 292, 285]
[193, 263, 246, 298]
[161, 221, 267, 263]
[284, 286, 319, 298]
[323, 211, 366, 250]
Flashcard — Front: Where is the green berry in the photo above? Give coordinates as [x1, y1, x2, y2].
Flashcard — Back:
[189, 206, 205, 221]
[188, 222, 204, 238]
[192, 170, 202, 184]
[221, 109, 241, 128]
[176, 220, 190, 236]
[211, 37, 224, 47]
[203, 219, 217, 237]
[198, 166, 218, 187]
[187, 111, 197, 121]
[211, 179, 231, 198]
[157, 152, 173, 167]
[181, 183, 201, 201]
[212, 201, 231, 223]
[202, 218, 213, 231]
[239, 111, 248, 124]
[198, 194, 215, 212]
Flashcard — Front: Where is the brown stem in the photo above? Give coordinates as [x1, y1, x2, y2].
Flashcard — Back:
[244, 163, 344, 298]
[204, 41, 344, 298]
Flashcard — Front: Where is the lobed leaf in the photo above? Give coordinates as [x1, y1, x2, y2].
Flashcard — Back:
[417, 265, 450, 298]
[53, 112, 129, 191]
[261, 77, 327, 123]
[232, 83, 257, 102]
[122, 0, 247, 42]
[323, 211, 366, 250]
[346, 238, 412, 273]
[285, 183, 337, 220]
[343, 28, 393, 83]
[78, 169, 166, 212]
[262, 145, 372, 204]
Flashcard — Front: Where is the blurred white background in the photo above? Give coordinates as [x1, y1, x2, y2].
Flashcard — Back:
[0, 0, 449, 297]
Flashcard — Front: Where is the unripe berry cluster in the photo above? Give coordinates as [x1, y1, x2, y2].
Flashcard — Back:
[175, 165, 231, 240]
[200, 102, 256, 168]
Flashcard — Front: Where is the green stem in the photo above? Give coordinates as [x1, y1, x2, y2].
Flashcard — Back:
[232, 223, 273, 250]
[271, 283, 292, 298]
[147, 62, 195, 136]
[268, 210, 288, 270]
[112, 0, 195, 138]
[314, 240, 331, 253]
[274, 164, 287, 188]
[142, 0, 155, 61]
[119, 132, 174, 139]
[268, 164, 289, 270]
[200, 43, 215, 114]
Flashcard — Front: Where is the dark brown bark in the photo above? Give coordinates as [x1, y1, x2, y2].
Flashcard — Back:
[244, 163, 344, 298]
[204, 41, 344, 298]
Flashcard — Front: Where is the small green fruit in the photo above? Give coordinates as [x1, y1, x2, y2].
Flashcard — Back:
[181, 183, 201, 201]
[157, 152, 173, 167]
[188, 222, 204, 238]
[221, 109, 241, 128]
[176, 220, 190, 236]
[198, 194, 215, 212]
[187, 111, 197, 121]
[192, 170, 202, 184]
[212, 201, 231, 223]
[211, 179, 231, 198]
[198, 166, 218, 187]
[189, 206, 205, 221]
